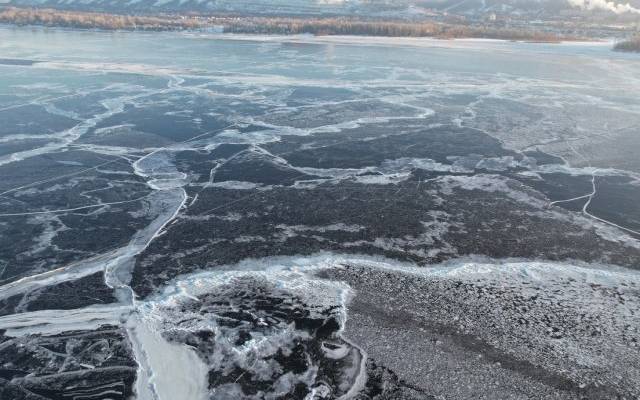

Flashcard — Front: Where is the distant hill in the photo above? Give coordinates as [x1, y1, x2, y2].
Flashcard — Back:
[2, 0, 640, 19]
[418, 0, 640, 14]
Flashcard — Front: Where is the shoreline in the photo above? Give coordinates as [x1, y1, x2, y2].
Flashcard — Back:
[184, 31, 610, 47]
[0, 6, 592, 43]
[0, 22, 609, 48]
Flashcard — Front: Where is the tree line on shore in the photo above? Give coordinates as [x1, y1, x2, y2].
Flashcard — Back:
[0, 7, 203, 30]
[223, 17, 569, 42]
[0, 6, 576, 42]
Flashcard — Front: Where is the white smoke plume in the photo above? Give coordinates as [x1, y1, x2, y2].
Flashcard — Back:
[567, 0, 640, 14]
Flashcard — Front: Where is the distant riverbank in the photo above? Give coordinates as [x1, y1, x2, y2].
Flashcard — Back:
[0, 6, 585, 43]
